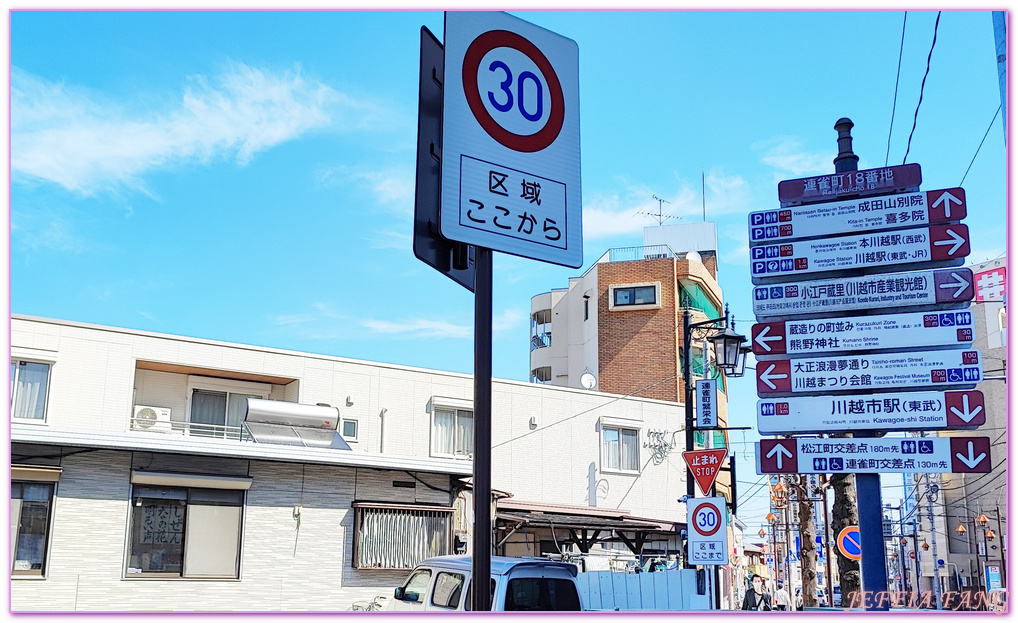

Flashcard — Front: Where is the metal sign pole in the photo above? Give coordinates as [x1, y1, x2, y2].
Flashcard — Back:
[833, 118, 889, 611]
[470, 246, 493, 611]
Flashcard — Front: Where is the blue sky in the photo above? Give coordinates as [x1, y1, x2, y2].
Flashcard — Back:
[9, 10, 1008, 531]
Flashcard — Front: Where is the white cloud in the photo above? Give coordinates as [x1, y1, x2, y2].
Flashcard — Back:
[366, 228, 413, 250]
[12, 62, 361, 195]
[11, 207, 92, 254]
[362, 318, 472, 340]
[315, 164, 415, 215]
[754, 136, 833, 178]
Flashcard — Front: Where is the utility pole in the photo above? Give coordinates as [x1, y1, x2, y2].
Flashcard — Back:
[795, 474, 819, 608]
[925, 473, 944, 610]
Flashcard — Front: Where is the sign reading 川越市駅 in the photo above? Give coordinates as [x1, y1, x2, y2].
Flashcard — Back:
[752, 267, 974, 320]
[757, 389, 986, 434]
[751, 309, 974, 358]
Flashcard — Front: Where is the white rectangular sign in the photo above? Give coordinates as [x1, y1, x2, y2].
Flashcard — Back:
[751, 309, 975, 358]
[695, 379, 717, 428]
[750, 224, 969, 284]
[441, 11, 582, 268]
[687, 497, 729, 565]
[756, 349, 981, 396]
[749, 187, 966, 243]
[757, 436, 992, 475]
[757, 390, 986, 434]
[752, 267, 974, 319]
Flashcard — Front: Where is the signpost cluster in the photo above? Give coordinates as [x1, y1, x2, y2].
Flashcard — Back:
[750, 122, 990, 610]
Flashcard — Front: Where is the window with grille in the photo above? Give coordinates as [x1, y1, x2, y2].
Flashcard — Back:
[353, 503, 453, 569]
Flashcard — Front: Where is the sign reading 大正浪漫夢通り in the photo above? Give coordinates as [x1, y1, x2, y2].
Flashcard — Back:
[755, 349, 981, 396]
[776, 163, 922, 205]
[749, 224, 970, 284]
[441, 11, 581, 268]
[756, 436, 992, 474]
[757, 389, 986, 434]
[752, 267, 974, 320]
[751, 309, 974, 358]
[749, 186, 965, 243]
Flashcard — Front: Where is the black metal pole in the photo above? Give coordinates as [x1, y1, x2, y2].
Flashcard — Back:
[471, 247, 493, 611]
[995, 506, 1006, 588]
[834, 117, 888, 611]
[683, 309, 694, 501]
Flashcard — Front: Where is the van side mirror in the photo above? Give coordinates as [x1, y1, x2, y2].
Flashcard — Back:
[394, 587, 405, 600]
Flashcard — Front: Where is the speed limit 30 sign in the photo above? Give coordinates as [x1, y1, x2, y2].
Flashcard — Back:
[687, 496, 729, 565]
[441, 11, 582, 268]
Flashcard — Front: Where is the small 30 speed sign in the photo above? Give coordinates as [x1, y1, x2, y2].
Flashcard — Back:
[441, 11, 582, 269]
[687, 496, 729, 566]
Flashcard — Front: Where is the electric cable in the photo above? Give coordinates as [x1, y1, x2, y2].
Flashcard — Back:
[902, 11, 942, 164]
[886, 11, 908, 166]
[959, 105, 1002, 186]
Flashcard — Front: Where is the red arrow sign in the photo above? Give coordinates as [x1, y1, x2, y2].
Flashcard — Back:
[945, 391, 986, 427]
[759, 439, 797, 473]
[949, 437, 992, 473]
[926, 187, 967, 221]
[929, 224, 971, 260]
[752, 322, 786, 355]
[756, 360, 791, 393]
[683, 449, 729, 495]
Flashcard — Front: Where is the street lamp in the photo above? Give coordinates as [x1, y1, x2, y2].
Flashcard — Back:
[759, 528, 767, 538]
[956, 525, 967, 535]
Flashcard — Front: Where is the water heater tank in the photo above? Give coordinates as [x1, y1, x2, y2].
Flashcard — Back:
[244, 398, 339, 430]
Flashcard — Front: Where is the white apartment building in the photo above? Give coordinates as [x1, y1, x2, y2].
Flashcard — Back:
[10, 314, 690, 611]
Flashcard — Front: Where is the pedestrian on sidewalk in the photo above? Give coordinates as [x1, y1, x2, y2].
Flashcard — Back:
[741, 575, 773, 611]
[774, 581, 791, 611]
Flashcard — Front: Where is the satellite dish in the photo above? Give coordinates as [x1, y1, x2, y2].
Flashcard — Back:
[580, 373, 597, 390]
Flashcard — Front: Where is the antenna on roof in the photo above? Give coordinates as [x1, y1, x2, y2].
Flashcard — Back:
[636, 194, 679, 226]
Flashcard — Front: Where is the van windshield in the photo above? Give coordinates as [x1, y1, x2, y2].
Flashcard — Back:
[505, 577, 581, 611]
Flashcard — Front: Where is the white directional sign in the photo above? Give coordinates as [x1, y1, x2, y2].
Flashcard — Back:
[695, 379, 717, 428]
[755, 349, 981, 395]
[751, 309, 975, 358]
[752, 267, 974, 319]
[441, 11, 582, 268]
[756, 436, 992, 474]
[757, 390, 986, 434]
[749, 187, 966, 244]
[687, 497, 729, 565]
[750, 224, 970, 283]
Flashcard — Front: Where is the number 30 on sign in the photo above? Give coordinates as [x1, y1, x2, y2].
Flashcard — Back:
[687, 496, 729, 566]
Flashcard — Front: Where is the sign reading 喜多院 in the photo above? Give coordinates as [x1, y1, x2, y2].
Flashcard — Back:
[757, 389, 986, 434]
[752, 267, 974, 319]
[441, 11, 582, 268]
[749, 186, 965, 243]
[751, 310, 974, 358]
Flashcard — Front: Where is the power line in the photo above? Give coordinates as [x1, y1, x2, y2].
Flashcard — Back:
[886, 11, 908, 166]
[959, 105, 1002, 186]
[902, 11, 941, 164]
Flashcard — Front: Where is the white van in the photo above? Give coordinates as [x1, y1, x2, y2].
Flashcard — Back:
[385, 555, 584, 612]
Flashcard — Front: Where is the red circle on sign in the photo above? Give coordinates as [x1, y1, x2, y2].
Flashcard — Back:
[462, 29, 565, 153]
[837, 526, 862, 561]
[694, 502, 722, 537]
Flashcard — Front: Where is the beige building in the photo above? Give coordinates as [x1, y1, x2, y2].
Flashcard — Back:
[10, 314, 692, 611]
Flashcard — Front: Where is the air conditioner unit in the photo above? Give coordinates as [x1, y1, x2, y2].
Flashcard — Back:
[132, 405, 176, 433]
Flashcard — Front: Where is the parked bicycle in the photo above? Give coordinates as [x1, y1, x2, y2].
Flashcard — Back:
[349, 596, 387, 611]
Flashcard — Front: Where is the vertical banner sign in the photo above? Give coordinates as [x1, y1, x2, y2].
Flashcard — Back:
[695, 379, 717, 428]
[441, 11, 582, 268]
[688, 497, 730, 565]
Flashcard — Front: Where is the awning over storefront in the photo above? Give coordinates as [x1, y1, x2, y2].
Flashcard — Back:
[494, 499, 683, 555]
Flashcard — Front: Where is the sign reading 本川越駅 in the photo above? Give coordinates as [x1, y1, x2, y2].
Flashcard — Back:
[757, 389, 986, 434]
[751, 309, 975, 358]
[749, 186, 965, 244]
[752, 267, 974, 319]
[755, 349, 981, 396]
[750, 224, 970, 284]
